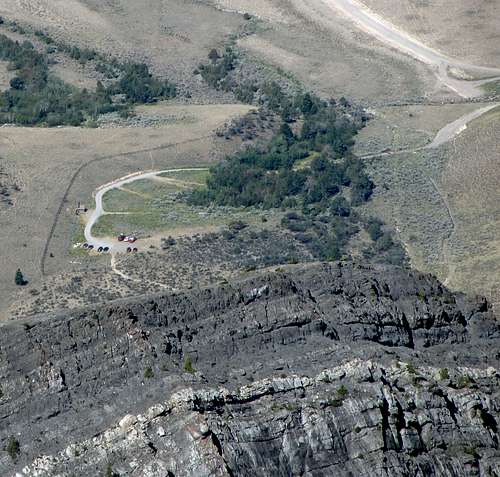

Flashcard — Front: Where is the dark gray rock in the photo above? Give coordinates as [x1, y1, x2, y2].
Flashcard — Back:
[1, 262, 499, 476]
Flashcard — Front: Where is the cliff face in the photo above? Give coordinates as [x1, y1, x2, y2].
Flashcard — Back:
[1, 262, 500, 476]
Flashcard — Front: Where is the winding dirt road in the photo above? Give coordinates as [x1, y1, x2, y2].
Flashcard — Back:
[426, 104, 499, 148]
[84, 168, 208, 252]
[324, 0, 500, 97]
[360, 103, 499, 159]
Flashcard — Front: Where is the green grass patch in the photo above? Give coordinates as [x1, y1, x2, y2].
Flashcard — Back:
[93, 200, 267, 237]
[294, 151, 320, 170]
[124, 178, 182, 196]
[103, 188, 151, 213]
[69, 222, 88, 257]
[481, 80, 500, 96]
[158, 169, 209, 185]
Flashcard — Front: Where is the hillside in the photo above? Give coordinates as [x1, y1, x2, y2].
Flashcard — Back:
[1, 1, 500, 475]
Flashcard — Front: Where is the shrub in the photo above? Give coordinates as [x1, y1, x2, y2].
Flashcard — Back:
[228, 220, 248, 232]
[406, 363, 417, 375]
[184, 355, 196, 374]
[0, 33, 176, 126]
[337, 385, 348, 398]
[6, 436, 20, 460]
[439, 368, 449, 381]
[144, 367, 154, 379]
[456, 375, 473, 389]
[104, 463, 119, 477]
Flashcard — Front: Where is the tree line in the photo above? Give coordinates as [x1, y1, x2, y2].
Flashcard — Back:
[0, 33, 176, 126]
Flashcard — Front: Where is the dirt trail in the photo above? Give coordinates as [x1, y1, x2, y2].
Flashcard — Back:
[426, 104, 499, 148]
[360, 103, 499, 159]
[323, 0, 500, 97]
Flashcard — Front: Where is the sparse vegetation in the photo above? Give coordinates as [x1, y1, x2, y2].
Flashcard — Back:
[144, 367, 154, 379]
[456, 374, 473, 389]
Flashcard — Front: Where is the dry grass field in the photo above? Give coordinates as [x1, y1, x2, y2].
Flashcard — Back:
[236, 0, 438, 104]
[0, 0, 245, 99]
[353, 102, 488, 155]
[359, 0, 500, 68]
[0, 103, 252, 320]
[439, 107, 500, 308]
[359, 104, 500, 310]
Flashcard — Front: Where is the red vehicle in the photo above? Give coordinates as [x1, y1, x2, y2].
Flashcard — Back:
[125, 236, 137, 243]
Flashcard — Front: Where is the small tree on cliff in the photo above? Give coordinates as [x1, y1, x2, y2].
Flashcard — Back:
[6, 436, 20, 460]
[15, 269, 26, 286]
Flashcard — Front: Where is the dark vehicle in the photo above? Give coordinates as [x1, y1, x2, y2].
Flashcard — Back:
[103, 246, 110, 252]
[83, 243, 89, 248]
[118, 234, 126, 242]
[97, 247, 103, 253]
[88, 244, 94, 250]
[126, 247, 132, 253]
[133, 247, 138, 252]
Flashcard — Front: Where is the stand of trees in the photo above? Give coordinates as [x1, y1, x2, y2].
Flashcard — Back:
[189, 94, 372, 209]
[0, 34, 176, 126]
[188, 87, 406, 265]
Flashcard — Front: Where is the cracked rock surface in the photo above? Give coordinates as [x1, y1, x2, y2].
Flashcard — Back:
[1, 262, 500, 476]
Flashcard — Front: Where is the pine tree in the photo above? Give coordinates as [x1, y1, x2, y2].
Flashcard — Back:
[15, 268, 25, 286]
[6, 436, 20, 460]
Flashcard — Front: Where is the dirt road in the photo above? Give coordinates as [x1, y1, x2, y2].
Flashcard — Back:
[84, 168, 208, 252]
[360, 103, 499, 159]
[323, 0, 500, 97]
[426, 104, 499, 148]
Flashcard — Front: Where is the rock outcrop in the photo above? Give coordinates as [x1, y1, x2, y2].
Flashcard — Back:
[1, 262, 499, 476]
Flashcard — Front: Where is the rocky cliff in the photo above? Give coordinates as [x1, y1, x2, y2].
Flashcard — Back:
[1, 262, 500, 476]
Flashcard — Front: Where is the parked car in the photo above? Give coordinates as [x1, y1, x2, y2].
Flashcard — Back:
[118, 234, 126, 242]
[97, 247, 103, 253]
[88, 244, 94, 250]
[83, 243, 89, 248]
[126, 247, 132, 253]
[103, 246, 109, 252]
[125, 236, 137, 243]
[133, 247, 138, 252]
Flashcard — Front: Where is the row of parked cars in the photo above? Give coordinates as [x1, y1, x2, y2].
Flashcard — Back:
[82, 243, 109, 253]
[81, 234, 139, 254]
